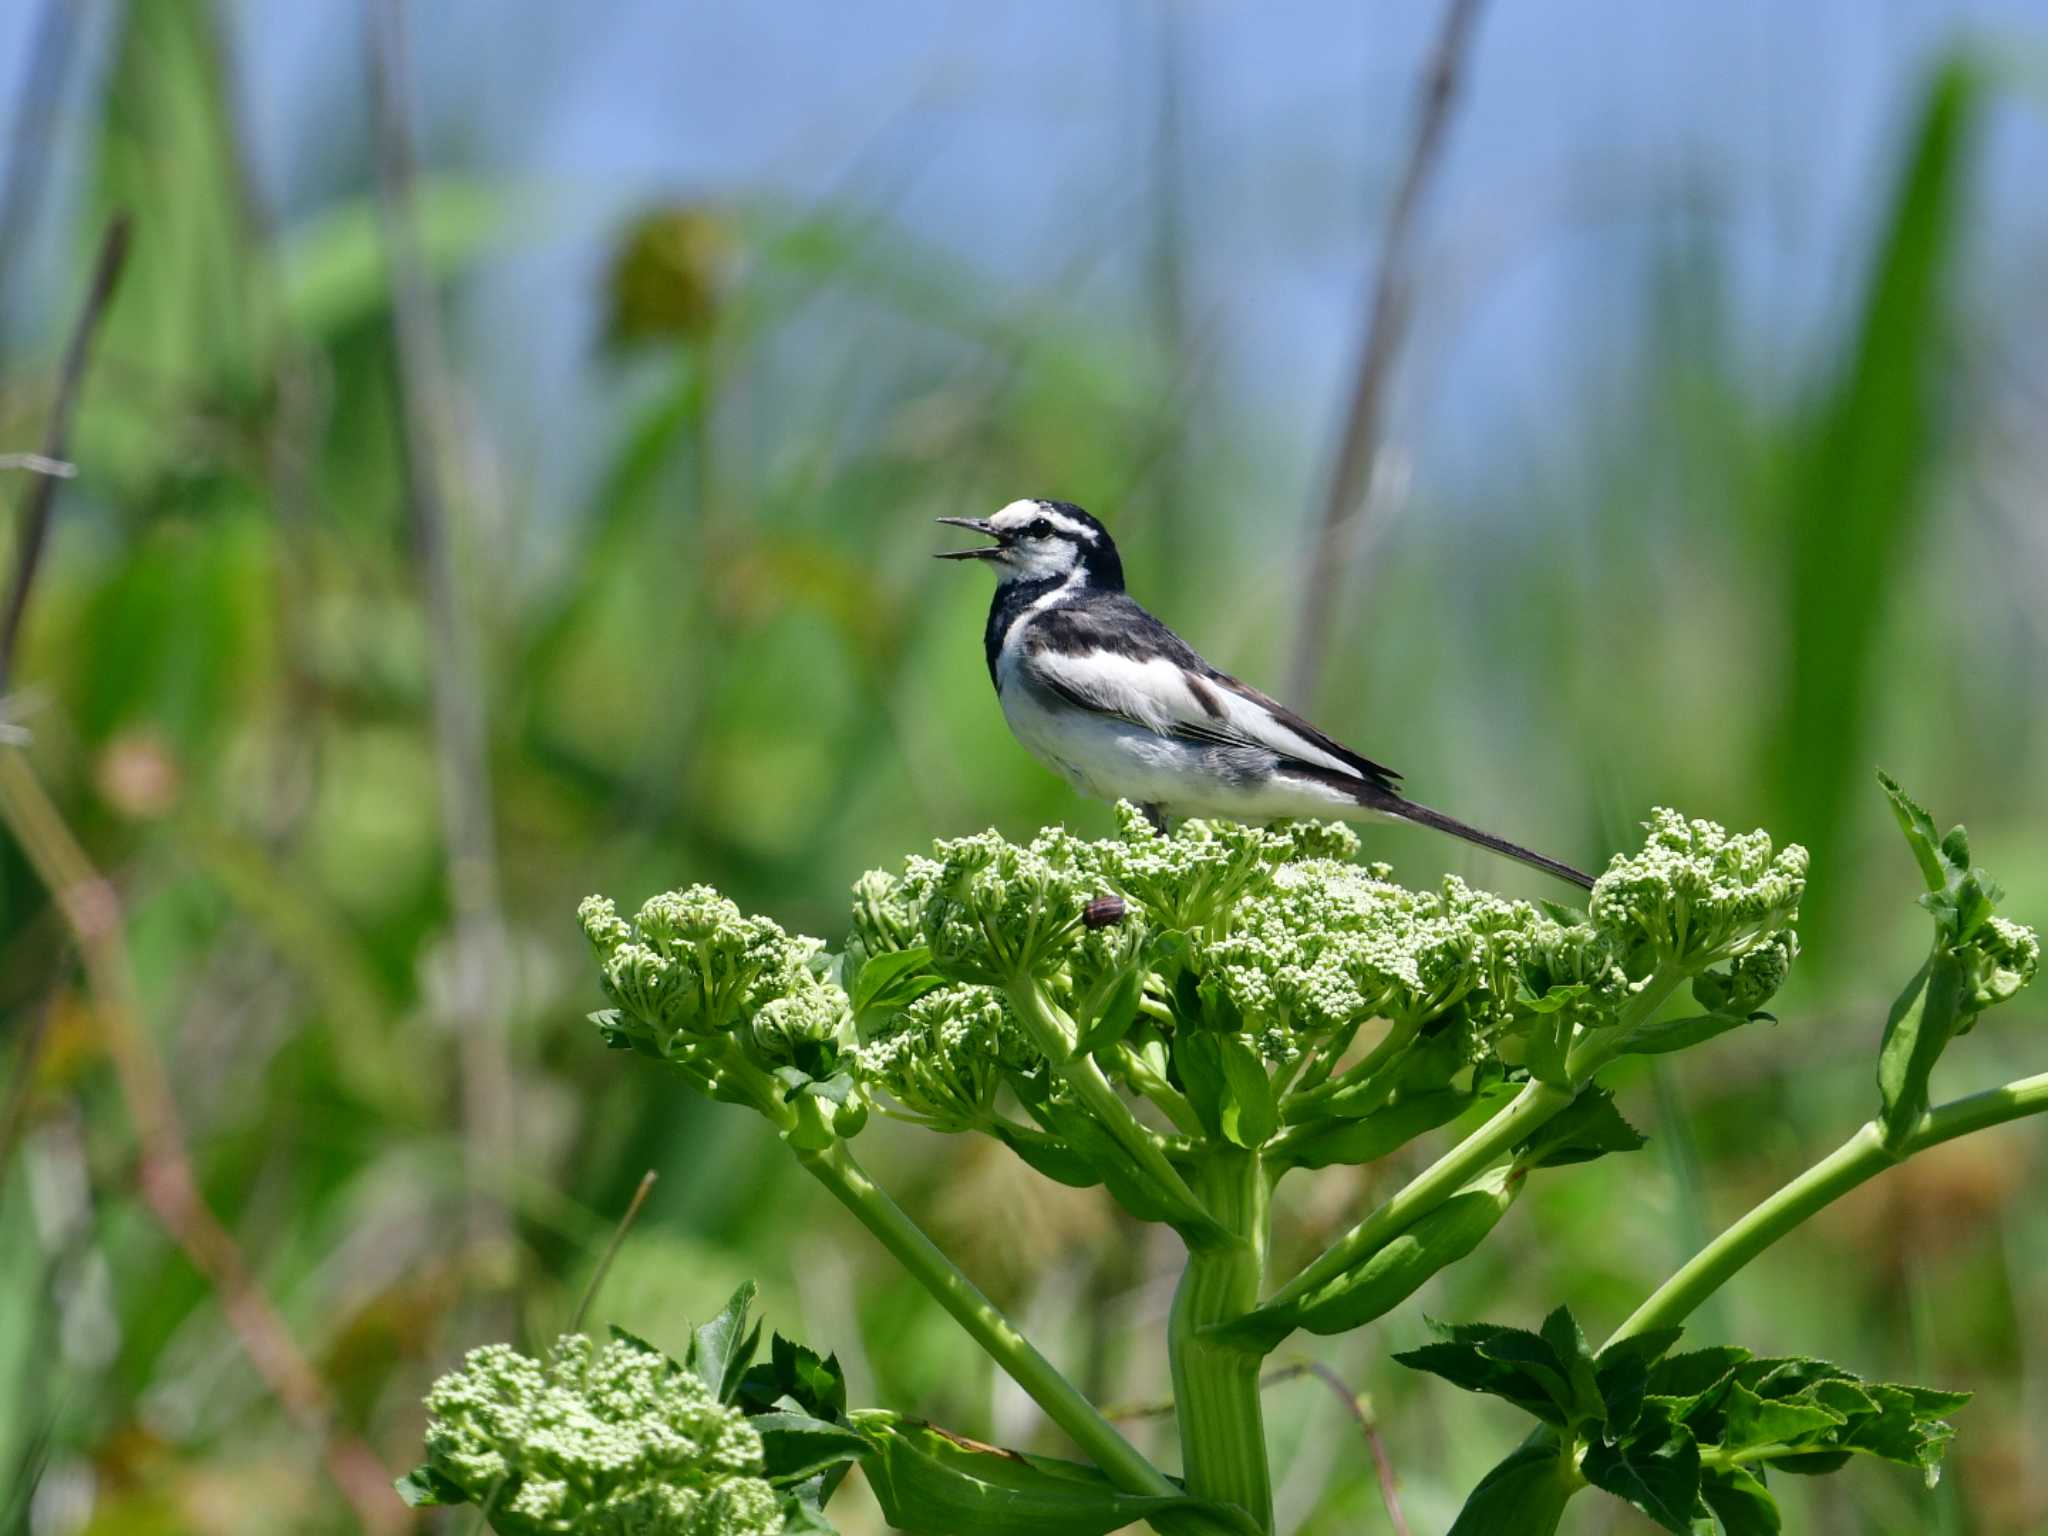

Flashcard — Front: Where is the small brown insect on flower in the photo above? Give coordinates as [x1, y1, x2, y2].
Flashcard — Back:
[1083, 895, 1127, 930]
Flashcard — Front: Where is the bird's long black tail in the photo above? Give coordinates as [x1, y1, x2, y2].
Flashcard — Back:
[1361, 787, 1596, 890]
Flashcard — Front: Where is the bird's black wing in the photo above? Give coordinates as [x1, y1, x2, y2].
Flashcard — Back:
[1021, 595, 1402, 791]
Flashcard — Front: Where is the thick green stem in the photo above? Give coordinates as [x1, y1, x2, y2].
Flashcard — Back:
[1563, 970, 1686, 1082]
[1006, 977, 1217, 1232]
[1608, 1070, 2048, 1348]
[794, 1141, 1176, 1499]
[1169, 1150, 1273, 1532]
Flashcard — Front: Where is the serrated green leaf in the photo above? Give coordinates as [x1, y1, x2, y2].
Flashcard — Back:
[1699, 1466, 1780, 1536]
[1720, 1379, 1844, 1451]
[1446, 1441, 1577, 1536]
[1593, 1329, 1683, 1438]
[1515, 1088, 1646, 1168]
[1649, 1346, 1752, 1410]
[1580, 1406, 1701, 1533]
[1396, 1319, 1574, 1427]
[1879, 771, 1950, 892]
[688, 1281, 762, 1403]
[740, 1333, 849, 1423]
[1540, 1306, 1606, 1425]
[751, 1411, 872, 1486]
[394, 1465, 468, 1508]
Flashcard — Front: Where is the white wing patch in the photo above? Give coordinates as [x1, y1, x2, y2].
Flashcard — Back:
[1023, 650, 1363, 780]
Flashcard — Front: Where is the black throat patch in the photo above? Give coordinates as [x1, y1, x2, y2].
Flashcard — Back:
[983, 573, 1075, 686]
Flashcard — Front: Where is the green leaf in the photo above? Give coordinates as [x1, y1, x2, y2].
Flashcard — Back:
[1540, 1306, 1606, 1425]
[394, 1465, 468, 1508]
[687, 1281, 762, 1403]
[1074, 967, 1143, 1055]
[1276, 1088, 1475, 1170]
[851, 1414, 1259, 1536]
[1025, 1094, 1189, 1225]
[849, 945, 940, 1018]
[1580, 1405, 1701, 1533]
[1171, 1030, 1228, 1141]
[1593, 1329, 1684, 1438]
[751, 1411, 873, 1486]
[1683, 1355, 1970, 1490]
[1877, 952, 1967, 1147]
[1648, 1345, 1752, 1414]
[776, 1487, 845, 1535]
[1620, 1011, 1753, 1057]
[1514, 1088, 1646, 1168]
[740, 1333, 849, 1423]
[1878, 771, 1950, 893]
[1516, 981, 1590, 1015]
[1215, 1037, 1277, 1148]
[993, 1121, 1103, 1189]
[1720, 1379, 1843, 1452]
[1699, 1467, 1780, 1536]
[1446, 1441, 1577, 1536]
[1224, 1168, 1519, 1350]
[1395, 1318, 1575, 1428]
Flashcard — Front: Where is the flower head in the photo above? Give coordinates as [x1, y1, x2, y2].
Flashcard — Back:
[855, 984, 1042, 1131]
[580, 888, 830, 1054]
[416, 1334, 781, 1535]
[1590, 810, 1806, 972]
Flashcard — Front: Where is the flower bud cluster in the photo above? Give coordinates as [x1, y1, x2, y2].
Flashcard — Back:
[1589, 809, 1807, 972]
[419, 1334, 782, 1535]
[855, 984, 1041, 1132]
[578, 890, 846, 1067]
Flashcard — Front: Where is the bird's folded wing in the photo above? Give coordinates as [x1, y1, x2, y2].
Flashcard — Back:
[1025, 647, 1400, 790]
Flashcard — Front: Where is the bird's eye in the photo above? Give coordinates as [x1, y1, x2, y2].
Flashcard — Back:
[1028, 518, 1053, 539]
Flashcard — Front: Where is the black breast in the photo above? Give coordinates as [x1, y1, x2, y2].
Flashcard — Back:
[982, 574, 1073, 686]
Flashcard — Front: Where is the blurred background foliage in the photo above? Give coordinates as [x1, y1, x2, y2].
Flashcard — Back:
[1, 1, 2045, 1532]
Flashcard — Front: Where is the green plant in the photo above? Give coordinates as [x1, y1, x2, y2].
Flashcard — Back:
[410, 773, 2039, 1533]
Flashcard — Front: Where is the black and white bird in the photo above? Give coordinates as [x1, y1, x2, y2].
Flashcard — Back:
[937, 498, 1593, 889]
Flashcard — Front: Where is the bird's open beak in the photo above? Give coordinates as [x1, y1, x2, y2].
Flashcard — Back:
[934, 516, 1004, 560]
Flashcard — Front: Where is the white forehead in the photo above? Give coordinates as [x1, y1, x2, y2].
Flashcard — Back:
[989, 500, 1096, 540]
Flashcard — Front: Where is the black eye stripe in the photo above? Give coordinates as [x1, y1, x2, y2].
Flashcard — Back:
[1029, 518, 1054, 538]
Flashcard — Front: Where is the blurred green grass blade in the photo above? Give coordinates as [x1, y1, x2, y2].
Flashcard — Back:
[281, 182, 512, 342]
[1779, 54, 1981, 947]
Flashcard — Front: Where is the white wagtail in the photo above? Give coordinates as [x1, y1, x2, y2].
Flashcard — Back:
[936, 498, 1593, 888]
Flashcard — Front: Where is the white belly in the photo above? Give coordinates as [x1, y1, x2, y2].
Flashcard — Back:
[996, 665, 1369, 823]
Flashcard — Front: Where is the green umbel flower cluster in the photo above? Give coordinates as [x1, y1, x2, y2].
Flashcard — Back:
[581, 805, 1812, 1179]
[416, 1334, 782, 1536]
[1589, 809, 1808, 971]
